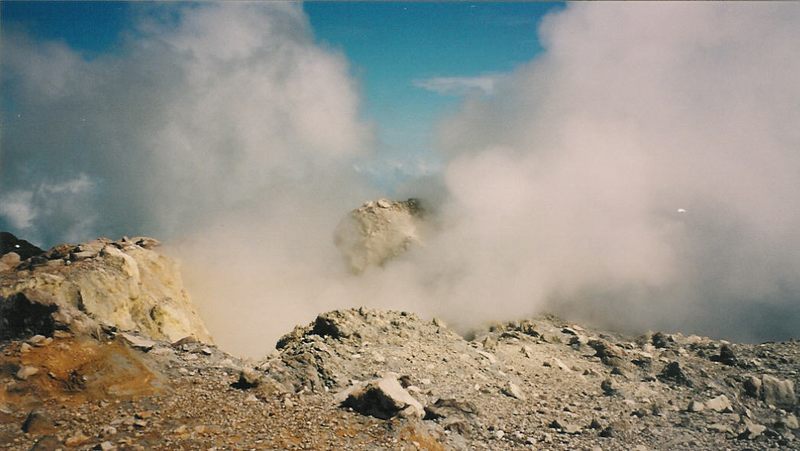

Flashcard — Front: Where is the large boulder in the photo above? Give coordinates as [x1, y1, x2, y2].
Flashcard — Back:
[0, 236, 212, 343]
[336, 375, 425, 420]
[760, 375, 796, 409]
[333, 198, 424, 274]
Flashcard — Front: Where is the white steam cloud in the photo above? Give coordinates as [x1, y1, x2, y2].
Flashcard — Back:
[2, 3, 377, 355]
[427, 3, 800, 340]
[2, 3, 799, 356]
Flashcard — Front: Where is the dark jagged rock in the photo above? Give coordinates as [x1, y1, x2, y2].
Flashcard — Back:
[0, 293, 59, 340]
[588, 339, 627, 368]
[658, 361, 693, 387]
[651, 332, 673, 349]
[0, 232, 44, 260]
[710, 344, 738, 366]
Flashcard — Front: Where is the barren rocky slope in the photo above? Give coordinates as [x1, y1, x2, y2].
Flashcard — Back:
[1, 234, 799, 450]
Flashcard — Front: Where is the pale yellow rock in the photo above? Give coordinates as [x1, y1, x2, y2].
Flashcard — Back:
[0, 238, 212, 343]
[15, 366, 38, 380]
[0, 252, 21, 266]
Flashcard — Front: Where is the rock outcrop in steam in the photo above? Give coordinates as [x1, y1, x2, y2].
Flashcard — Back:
[0, 234, 211, 343]
[333, 198, 425, 273]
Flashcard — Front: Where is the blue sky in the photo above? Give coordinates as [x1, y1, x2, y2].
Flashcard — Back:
[2, 2, 559, 171]
[304, 3, 559, 170]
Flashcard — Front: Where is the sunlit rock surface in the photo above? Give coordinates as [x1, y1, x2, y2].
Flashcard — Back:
[0, 235, 212, 343]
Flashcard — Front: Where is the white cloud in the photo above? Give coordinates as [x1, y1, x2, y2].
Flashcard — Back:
[427, 3, 800, 341]
[0, 175, 96, 242]
[413, 75, 501, 96]
[0, 191, 36, 230]
[1, 3, 377, 355]
[2, 3, 372, 244]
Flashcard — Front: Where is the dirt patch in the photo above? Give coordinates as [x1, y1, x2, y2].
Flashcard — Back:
[2, 336, 165, 408]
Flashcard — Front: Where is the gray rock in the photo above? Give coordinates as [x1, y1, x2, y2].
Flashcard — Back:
[549, 419, 581, 435]
[687, 400, 705, 412]
[738, 420, 766, 440]
[520, 345, 534, 358]
[120, 333, 156, 352]
[543, 357, 570, 371]
[776, 414, 799, 430]
[334, 198, 424, 273]
[0, 251, 21, 267]
[705, 395, 733, 413]
[476, 350, 497, 364]
[744, 375, 762, 398]
[651, 332, 672, 348]
[424, 398, 478, 420]
[70, 250, 97, 260]
[337, 375, 424, 420]
[657, 361, 692, 387]
[707, 423, 732, 434]
[311, 310, 356, 340]
[29, 436, 61, 451]
[233, 368, 262, 389]
[601, 378, 620, 396]
[588, 339, 627, 368]
[761, 375, 795, 408]
[502, 381, 526, 401]
[711, 344, 737, 366]
[131, 236, 160, 249]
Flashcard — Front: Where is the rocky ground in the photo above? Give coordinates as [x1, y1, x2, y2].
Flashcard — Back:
[1, 308, 798, 450]
[1, 230, 798, 450]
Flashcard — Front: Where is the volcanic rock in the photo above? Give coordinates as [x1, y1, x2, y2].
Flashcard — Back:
[705, 394, 733, 412]
[760, 375, 796, 408]
[337, 375, 425, 420]
[658, 361, 693, 387]
[738, 420, 767, 440]
[0, 236, 211, 343]
[0, 232, 44, 261]
[710, 344, 738, 366]
[333, 198, 424, 273]
[502, 381, 526, 400]
[588, 339, 627, 368]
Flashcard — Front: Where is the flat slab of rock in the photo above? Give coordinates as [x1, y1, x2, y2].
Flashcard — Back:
[705, 395, 733, 412]
[120, 333, 156, 352]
